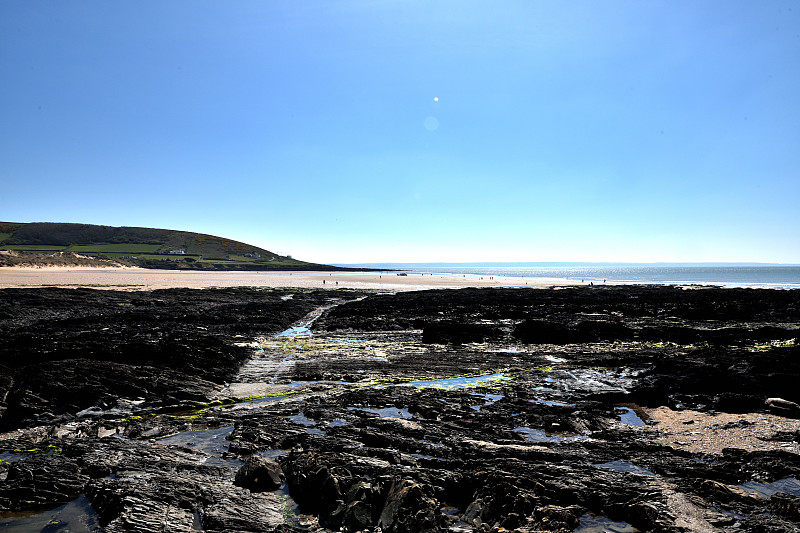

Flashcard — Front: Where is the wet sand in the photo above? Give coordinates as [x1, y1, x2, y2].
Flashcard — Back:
[643, 406, 800, 455]
[0, 267, 578, 291]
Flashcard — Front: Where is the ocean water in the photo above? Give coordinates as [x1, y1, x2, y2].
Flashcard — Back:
[339, 263, 800, 289]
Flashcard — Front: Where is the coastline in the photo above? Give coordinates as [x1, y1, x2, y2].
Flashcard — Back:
[0, 267, 581, 291]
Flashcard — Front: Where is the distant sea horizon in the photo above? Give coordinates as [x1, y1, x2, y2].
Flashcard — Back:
[335, 262, 800, 289]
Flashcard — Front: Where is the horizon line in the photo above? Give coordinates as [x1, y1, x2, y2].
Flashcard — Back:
[333, 261, 800, 267]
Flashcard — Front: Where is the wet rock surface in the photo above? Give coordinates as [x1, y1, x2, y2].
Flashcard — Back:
[0, 287, 343, 429]
[1, 285, 799, 532]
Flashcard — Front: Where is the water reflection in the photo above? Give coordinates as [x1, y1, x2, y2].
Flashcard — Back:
[159, 425, 240, 467]
[738, 476, 800, 498]
[0, 495, 101, 532]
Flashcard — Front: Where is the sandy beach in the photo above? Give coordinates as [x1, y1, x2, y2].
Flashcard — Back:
[0, 266, 578, 291]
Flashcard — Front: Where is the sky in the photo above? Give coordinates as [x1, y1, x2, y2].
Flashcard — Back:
[2, 1, 799, 264]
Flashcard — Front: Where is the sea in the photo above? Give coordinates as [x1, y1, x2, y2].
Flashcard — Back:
[336, 263, 800, 289]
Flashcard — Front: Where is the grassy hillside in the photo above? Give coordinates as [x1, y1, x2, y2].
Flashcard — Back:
[0, 222, 340, 271]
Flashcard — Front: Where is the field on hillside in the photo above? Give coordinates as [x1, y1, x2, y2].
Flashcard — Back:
[0, 222, 322, 270]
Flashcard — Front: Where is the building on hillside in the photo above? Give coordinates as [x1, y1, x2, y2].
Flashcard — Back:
[168, 249, 186, 255]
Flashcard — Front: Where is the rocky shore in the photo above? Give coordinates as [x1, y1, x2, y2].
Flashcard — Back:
[1, 285, 799, 532]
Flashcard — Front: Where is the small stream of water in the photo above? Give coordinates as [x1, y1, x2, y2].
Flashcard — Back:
[0, 495, 101, 532]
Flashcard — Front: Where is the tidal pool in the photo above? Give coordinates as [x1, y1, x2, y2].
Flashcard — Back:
[594, 460, 656, 477]
[276, 326, 312, 338]
[0, 494, 101, 532]
[0, 452, 24, 463]
[513, 426, 586, 443]
[256, 449, 289, 460]
[159, 424, 239, 467]
[738, 476, 800, 498]
[286, 413, 325, 435]
[470, 392, 505, 412]
[347, 406, 413, 419]
[530, 399, 575, 407]
[400, 373, 510, 390]
[616, 407, 647, 426]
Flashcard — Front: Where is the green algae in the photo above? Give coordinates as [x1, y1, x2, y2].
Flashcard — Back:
[365, 371, 514, 390]
[7, 444, 62, 456]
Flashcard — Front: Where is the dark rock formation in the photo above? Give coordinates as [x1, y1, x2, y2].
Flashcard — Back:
[1, 285, 799, 532]
[422, 322, 503, 344]
[234, 456, 284, 492]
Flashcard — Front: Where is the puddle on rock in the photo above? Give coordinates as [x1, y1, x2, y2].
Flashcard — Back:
[616, 407, 647, 426]
[530, 399, 576, 407]
[513, 426, 587, 443]
[256, 448, 289, 460]
[0, 452, 25, 464]
[276, 326, 312, 339]
[275, 481, 309, 528]
[0, 494, 101, 532]
[159, 425, 240, 467]
[286, 413, 325, 435]
[470, 393, 504, 412]
[738, 476, 800, 498]
[575, 513, 638, 532]
[594, 460, 656, 477]
[347, 406, 413, 419]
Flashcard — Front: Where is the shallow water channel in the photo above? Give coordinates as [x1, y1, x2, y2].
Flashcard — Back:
[381, 372, 510, 390]
[159, 424, 241, 467]
[0, 495, 101, 532]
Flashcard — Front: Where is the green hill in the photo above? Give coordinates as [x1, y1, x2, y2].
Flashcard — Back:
[0, 222, 342, 271]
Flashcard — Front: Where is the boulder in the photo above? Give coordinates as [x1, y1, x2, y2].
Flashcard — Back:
[234, 456, 283, 492]
[378, 478, 440, 532]
[766, 398, 800, 417]
[513, 320, 573, 344]
[422, 322, 502, 344]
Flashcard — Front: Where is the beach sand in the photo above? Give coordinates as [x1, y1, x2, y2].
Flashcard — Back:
[0, 266, 578, 291]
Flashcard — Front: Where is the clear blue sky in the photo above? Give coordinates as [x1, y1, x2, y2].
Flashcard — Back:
[2, 1, 799, 263]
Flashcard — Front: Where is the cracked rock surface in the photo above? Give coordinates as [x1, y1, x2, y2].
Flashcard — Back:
[1, 285, 799, 532]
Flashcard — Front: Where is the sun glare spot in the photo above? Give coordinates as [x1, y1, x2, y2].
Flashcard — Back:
[433, 96, 439, 102]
